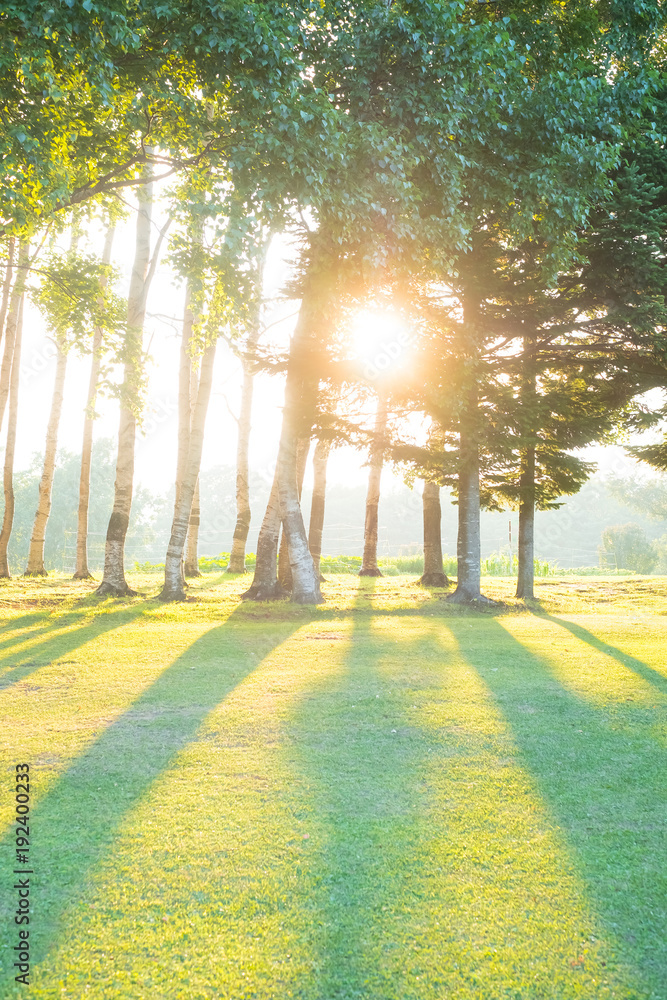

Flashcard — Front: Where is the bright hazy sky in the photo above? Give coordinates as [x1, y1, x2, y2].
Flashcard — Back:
[14, 189, 660, 500]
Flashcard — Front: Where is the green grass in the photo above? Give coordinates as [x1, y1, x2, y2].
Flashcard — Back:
[0, 572, 665, 999]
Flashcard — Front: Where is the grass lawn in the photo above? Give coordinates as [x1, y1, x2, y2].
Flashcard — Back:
[0, 573, 665, 999]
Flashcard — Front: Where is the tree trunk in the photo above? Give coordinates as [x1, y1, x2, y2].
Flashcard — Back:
[159, 343, 216, 601]
[516, 445, 536, 599]
[183, 327, 203, 579]
[74, 225, 115, 579]
[0, 238, 16, 345]
[0, 247, 26, 577]
[308, 438, 331, 581]
[447, 275, 493, 606]
[516, 336, 538, 600]
[359, 394, 388, 576]
[242, 464, 284, 601]
[274, 279, 324, 605]
[0, 240, 26, 434]
[447, 420, 487, 603]
[419, 480, 449, 587]
[277, 437, 310, 591]
[97, 168, 155, 597]
[184, 476, 202, 577]
[24, 346, 67, 575]
[227, 328, 260, 573]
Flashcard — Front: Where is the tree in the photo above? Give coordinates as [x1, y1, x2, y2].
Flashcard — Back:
[599, 523, 657, 573]
[0, 240, 28, 577]
[74, 224, 117, 579]
[308, 437, 332, 581]
[359, 394, 388, 577]
[97, 165, 168, 597]
[420, 481, 449, 587]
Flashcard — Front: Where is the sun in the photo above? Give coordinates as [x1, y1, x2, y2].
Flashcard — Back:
[349, 310, 412, 377]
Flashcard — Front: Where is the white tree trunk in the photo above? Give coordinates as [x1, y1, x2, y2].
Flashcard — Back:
[0, 242, 27, 577]
[308, 438, 331, 580]
[160, 342, 216, 601]
[0, 240, 26, 433]
[359, 395, 388, 576]
[97, 168, 155, 597]
[0, 237, 16, 345]
[227, 326, 260, 573]
[74, 225, 115, 579]
[24, 346, 67, 574]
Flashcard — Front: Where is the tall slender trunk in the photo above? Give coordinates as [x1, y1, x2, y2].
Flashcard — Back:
[359, 394, 388, 577]
[97, 168, 155, 597]
[516, 445, 536, 599]
[447, 276, 492, 605]
[227, 326, 261, 573]
[419, 480, 449, 586]
[0, 238, 16, 345]
[242, 464, 284, 600]
[24, 346, 67, 574]
[448, 419, 484, 602]
[516, 336, 538, 599]
[183, 332, 203, 578]
[0, 240, 26, 433]
[184, 476, 201, 576]
[277, 437, 311, 591]
[74, 225, 115, 579]
[160, 342, 217, 601]
[308, 438, 331, 581]
[275, 276, 324, 605]
[0, 250, 26, 578]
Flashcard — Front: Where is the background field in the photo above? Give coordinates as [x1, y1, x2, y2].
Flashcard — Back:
[0, 574, 665, 999]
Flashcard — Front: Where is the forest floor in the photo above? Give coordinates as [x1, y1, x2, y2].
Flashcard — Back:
[0, 573, 665, 999]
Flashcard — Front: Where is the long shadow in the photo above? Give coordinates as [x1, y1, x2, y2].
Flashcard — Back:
[285, 581, 441, 998]
[0, 605, 305, 975]
[532, 610, 667, 694]
[447, 616, 667, 997]
[0, 603, 150, 690]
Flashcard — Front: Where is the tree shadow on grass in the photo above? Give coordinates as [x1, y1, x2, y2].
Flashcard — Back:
[530, 609, 667, 694]
[447, 616, 667, 997]
[0, 607, 305, 977]
[284, 582, 438, 998]
[0, 603, 150, 690]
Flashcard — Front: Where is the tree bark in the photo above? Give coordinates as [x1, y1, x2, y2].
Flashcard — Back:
[274, 277, 324, 605]
[24, 345, 67, 575]
[447, 275, 493, 605]
[0, 240, 26, 434]
[97, 169, 155, 597]
[183, 330, 203, 578]
[516, 445, 536, 599]
[242, 464, 284, 601]
[447, 420, 485, 603]
[308, 437, 331, 581]
[277, 437, 310, 591]
[419, 480, 449, 586]
[159, 342, 216, 601]
[184, 476, 202, 577]
[359, 394, 388, 576]
[0, 238, 15, 345]
[516, 336, 538, 599]
[74, 225, 115, 579]
[0, 246, 26, 578]
[227, 325, 261, 573]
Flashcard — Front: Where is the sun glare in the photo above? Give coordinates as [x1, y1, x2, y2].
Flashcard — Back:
[350, 310, 412, 377]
